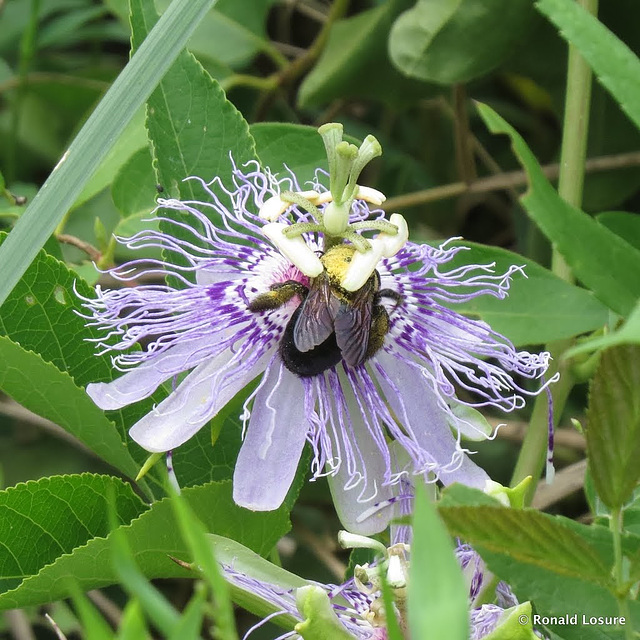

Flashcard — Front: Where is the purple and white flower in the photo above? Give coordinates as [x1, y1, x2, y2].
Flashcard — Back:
[80, 126, 554, 533]
[211, 531, 536, 640]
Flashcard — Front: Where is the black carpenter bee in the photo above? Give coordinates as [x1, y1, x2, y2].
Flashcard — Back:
[248, 244, 403, 377]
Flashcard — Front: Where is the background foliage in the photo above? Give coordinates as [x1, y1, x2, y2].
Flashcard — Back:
[0, 0, 639, 638]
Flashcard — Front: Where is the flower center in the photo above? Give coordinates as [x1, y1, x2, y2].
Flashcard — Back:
[258, 123, 409, 292]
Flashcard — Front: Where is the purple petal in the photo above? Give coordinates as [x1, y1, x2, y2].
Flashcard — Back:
[233, 358, 309, 511]
[326, 379, 396, 535]
[129, 348, 271, 452]
[375, 351, 489, 489]
[196, 265, 244, 286]
[86, 337, 217, 410]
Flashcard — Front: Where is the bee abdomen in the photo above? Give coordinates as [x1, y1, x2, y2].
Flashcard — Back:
[280, 306, 342, 377]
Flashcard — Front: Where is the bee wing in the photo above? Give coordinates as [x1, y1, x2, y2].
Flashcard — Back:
[293, 277, 340, 353]
[334, 285, 374, 368]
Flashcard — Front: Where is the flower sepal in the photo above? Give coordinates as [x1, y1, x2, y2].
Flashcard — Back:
[480, 601, 538, 640]
[295, 586, 356, 640]
[484, 477, 532, 509]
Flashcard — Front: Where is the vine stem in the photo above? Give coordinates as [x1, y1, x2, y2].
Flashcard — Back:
[511, 0, 598, 499]
[610, 507, 633, 640]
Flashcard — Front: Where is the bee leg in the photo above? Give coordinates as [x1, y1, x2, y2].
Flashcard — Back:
[248, 280, 309, 312]
[375, 288, 404, 309]
[365, 304, 390, 360]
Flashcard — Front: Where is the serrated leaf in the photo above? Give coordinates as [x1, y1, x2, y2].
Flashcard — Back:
[389, 0, 534, 84]
[0, 232, 161, 471]
[460, 516, 640, 640]
[438, 506, 611, 584]
[298, 0, 435, 108]
[536, 0, 640, 133]
[585, 345, 640, 509]
[478, 103, 640, 317]
[0, 336, 140, 479]
[0, 474, 146, 595]
[409, 485, 468, 640]
[0, 480, 289, 610]
[0, 233, 109, 387]
[445, 241, 609, 346]
[130, 0, 258, 284]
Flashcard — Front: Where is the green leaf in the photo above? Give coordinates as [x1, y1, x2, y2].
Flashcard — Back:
[0, 481, 290, 610]
[0, 0, 218, 309]
[170, 492, 238, 640]
[117, 600, 150, 640]
[0, 336, 140, 479]
[585, 345, 640, 510]
[477, 103, 640, 317]
[69, 585, 115, 640]
[409, 485, 468, 640]
[111, 146, 157, 218]
[295, 586, 354, 640]
[298, 0, 435, 108]
[158, 0, 274, 69]
[565, 298, 640, 357]
[0, 474, 146, 595]
[445, 240, 609, 346]
[75, 107, 149, 213]
[113, 212, 162, 262]
[455, 514, 640, 640]
[536, 0, 640, 132]
[389, 0, 534, 84]
[251, 123, 330, 187]
[131, 0, 257, 197]
[0, 232, 108, 387]
[110, 517, 181, 635]
[438, 506, 611, 584]
[597, 211, 640, 252]
[130, 0, 257, 284]
[167, 583, 208, 640]
[0, 232, 161, 473]
[107, 0, 273, 70]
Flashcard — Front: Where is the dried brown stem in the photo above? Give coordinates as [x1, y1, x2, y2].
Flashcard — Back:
[383, 150, 640, 211]
[87, 590, 122, 628]
[5, 609, 36, 640]
[496, 421, 586, 451]
[295, 522, 346, 581]
[0, 397, 95, 456]
[531, 459, 587, 509]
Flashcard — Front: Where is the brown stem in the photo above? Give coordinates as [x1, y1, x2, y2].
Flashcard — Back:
[294, 521, 346, 580]
[383, 150, 640, 211]
[496, 420, 586, 451]
[531, 459, 587, 510]
[57, 234, 101, 262]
